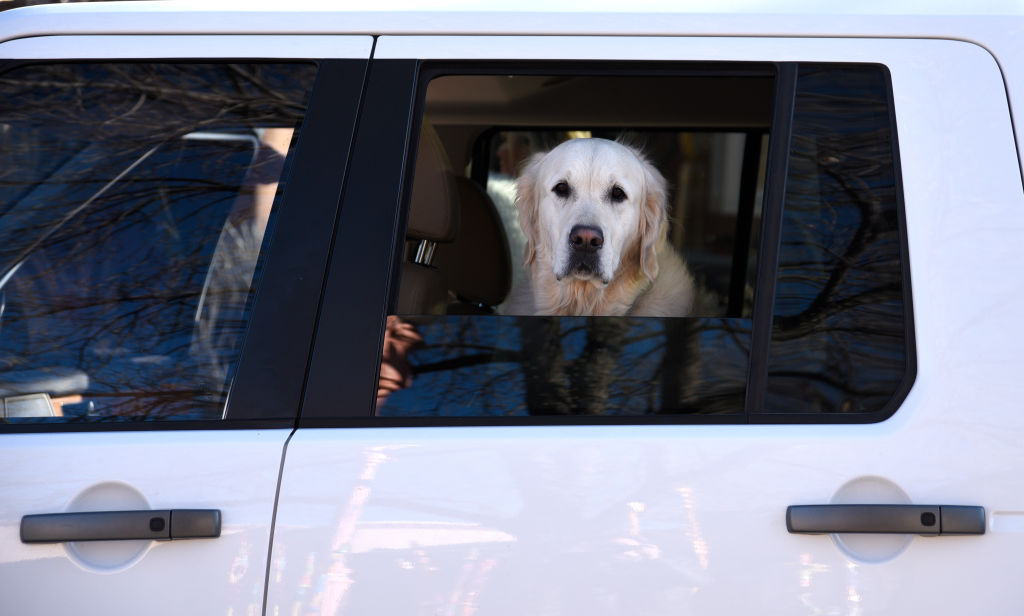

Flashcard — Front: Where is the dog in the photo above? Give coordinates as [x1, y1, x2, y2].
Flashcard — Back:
[503, 138, 695, 317]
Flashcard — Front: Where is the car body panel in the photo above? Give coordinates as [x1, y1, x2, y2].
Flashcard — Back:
[0, 430, 290, 614]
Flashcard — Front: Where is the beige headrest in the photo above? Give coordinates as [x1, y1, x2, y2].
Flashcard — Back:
[406, 121, 459, 242]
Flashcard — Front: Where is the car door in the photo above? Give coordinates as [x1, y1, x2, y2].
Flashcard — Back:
[267, 35, 1024, 614]
[0, 34, 370, 614]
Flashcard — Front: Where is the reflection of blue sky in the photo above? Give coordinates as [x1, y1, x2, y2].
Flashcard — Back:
[0, 62, 314, 421]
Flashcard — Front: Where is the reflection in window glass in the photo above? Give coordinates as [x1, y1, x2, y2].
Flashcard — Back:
[376, 315, 748, 417]
[0, 63, 316, 422]
[765, 64, 909, 414]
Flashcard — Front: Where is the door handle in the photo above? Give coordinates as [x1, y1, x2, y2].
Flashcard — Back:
[20, 509, 221, 543]
[787, 504, 985, 536]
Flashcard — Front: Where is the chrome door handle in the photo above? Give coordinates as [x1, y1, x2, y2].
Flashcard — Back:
[786, 504, 985, 536]
[20, 509, 221, 543]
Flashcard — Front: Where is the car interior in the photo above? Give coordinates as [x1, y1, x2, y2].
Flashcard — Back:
[396, 68, 776, 319]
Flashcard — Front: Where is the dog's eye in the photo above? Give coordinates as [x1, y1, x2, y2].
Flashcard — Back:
[610, 185, 627, 203]
[552, 181, 571, 198]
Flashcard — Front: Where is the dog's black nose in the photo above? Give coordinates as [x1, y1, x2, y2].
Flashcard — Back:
[569, 225, 604, 253]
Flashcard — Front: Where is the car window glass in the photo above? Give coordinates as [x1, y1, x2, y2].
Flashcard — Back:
[374, 62, 911, 422]
[0, 62, 316, 422]
[763, 64, 911, 415]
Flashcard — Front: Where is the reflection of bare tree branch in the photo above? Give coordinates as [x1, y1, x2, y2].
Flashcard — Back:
[659, 318, 701, 412]
[776, 152, 896, 333]
[765, 67, 906, 413]
[518, 317, 571, 414]
[412, 350, 523, 374]
[772, 284, 900, 341]
[0, 62, 314, 421]
[567, 319, 629, 414]
[375, 316, 748, 417]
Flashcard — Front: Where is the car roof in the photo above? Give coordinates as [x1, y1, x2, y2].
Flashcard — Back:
[1, 0, 1023, 43]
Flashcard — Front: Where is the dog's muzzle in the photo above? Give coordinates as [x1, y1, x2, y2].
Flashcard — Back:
[562, 224, 606, 281]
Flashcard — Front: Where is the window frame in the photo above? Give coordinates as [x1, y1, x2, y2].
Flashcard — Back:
[302, 58, 916, 427]
[753, 61, 916, 424]
[0, 57, 369, 432]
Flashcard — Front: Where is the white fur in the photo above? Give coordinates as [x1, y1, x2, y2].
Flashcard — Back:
[504, 138, 695, 317]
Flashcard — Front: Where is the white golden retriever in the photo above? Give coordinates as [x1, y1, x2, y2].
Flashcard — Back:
[503, 138, 695, 317]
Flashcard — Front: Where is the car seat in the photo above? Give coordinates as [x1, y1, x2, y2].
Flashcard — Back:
[395, 122, 460, 315]
[433, 176, 513, 313]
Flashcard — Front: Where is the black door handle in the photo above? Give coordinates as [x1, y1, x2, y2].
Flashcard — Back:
[787, 504, 985, 536]
[20, 509, 221, 543]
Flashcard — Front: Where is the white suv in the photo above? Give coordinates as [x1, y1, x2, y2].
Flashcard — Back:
[1, 2, 1022, 614]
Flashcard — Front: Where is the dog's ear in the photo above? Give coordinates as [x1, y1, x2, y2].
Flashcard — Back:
[515, 152, 546, 267]
[638, 157, 668, 281]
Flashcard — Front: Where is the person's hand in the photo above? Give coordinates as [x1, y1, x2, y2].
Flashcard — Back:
[376, 316, 423, 405]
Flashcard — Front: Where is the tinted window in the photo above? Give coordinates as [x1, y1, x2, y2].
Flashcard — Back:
[764, 64, 911, 416]
[378, 316, 749, 417]
[0, 62, 316, 422]
[373, 62, 911, 422]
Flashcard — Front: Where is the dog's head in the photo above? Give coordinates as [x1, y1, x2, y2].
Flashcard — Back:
[516, 138, 668, 287]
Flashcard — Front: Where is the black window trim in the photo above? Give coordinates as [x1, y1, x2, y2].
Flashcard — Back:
[744, 62, 796, 419]
[0, 57, 369, 433]
[299, 58, 422, 427]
